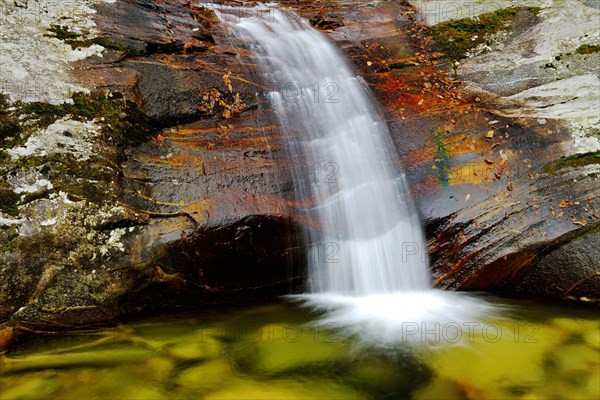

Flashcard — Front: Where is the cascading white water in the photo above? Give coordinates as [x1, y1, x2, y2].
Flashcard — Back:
[210, 4, 430, 295]
[209, 4, 498, 346]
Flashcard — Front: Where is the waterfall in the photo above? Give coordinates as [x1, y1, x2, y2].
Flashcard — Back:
[209, 4, 498, 345]
[210, 5, 430, 295]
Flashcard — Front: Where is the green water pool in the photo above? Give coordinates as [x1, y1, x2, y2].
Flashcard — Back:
[1, 297, 598, 399]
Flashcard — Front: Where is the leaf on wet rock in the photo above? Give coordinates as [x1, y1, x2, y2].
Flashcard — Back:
[559, 200, 573, 208]
[571, 216, 588, 226]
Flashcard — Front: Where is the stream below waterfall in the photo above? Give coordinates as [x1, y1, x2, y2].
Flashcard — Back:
[1, 298, 598, 399]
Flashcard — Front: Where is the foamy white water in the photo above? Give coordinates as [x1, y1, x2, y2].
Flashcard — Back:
[209, 4, 499, 345]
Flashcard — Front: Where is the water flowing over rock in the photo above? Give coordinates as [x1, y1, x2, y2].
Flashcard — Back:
[210, 4, 430, 295]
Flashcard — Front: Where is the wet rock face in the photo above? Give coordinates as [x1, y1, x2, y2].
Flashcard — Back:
[89, 0, 305, 299]
[100, 0, 598, 301]
[355, 1, 600, 298]
[294, 0, 599, 298]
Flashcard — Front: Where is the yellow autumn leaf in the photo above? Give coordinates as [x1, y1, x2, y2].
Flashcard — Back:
[559, 200, 572, 208]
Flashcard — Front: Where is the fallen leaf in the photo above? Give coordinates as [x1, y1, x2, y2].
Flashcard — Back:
[485, 130, 494, 139]
[465, 194, 471, 202]
[572, 216, 588, 226]
[559, 200, 573, 208]
[367, 61, 373, 66]
[488, 120, 499, 125]
[484, 159, 494, 164]
[418, 99, 424, 105]
[507, 182, 513, 191]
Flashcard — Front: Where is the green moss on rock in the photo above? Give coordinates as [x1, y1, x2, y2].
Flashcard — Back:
[46, 24, 127, 53]
[0, 181, 20, 217]
[92, 37, 127, 52]
[572, 221, 600, 241]
[0, 94, 22, 148]
[576, 44, 600, 55]
[427, 6, 541, 61]
[11, 93, 152, 151]
[46, 25, 80, 41]
[543, 151, 600, 175]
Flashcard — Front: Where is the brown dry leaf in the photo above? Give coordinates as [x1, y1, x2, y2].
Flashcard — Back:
[572, 216, 588, 226]
[507, 182, 513, 191]
[499, 160, 506, 174]
[0, 326, 13, 351]
[484, 159, 494, 164]
[559, 200, 573, 208]
[223, 71, 233, 93]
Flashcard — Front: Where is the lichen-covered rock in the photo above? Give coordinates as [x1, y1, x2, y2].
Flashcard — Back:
[0, 0, 302, 349]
